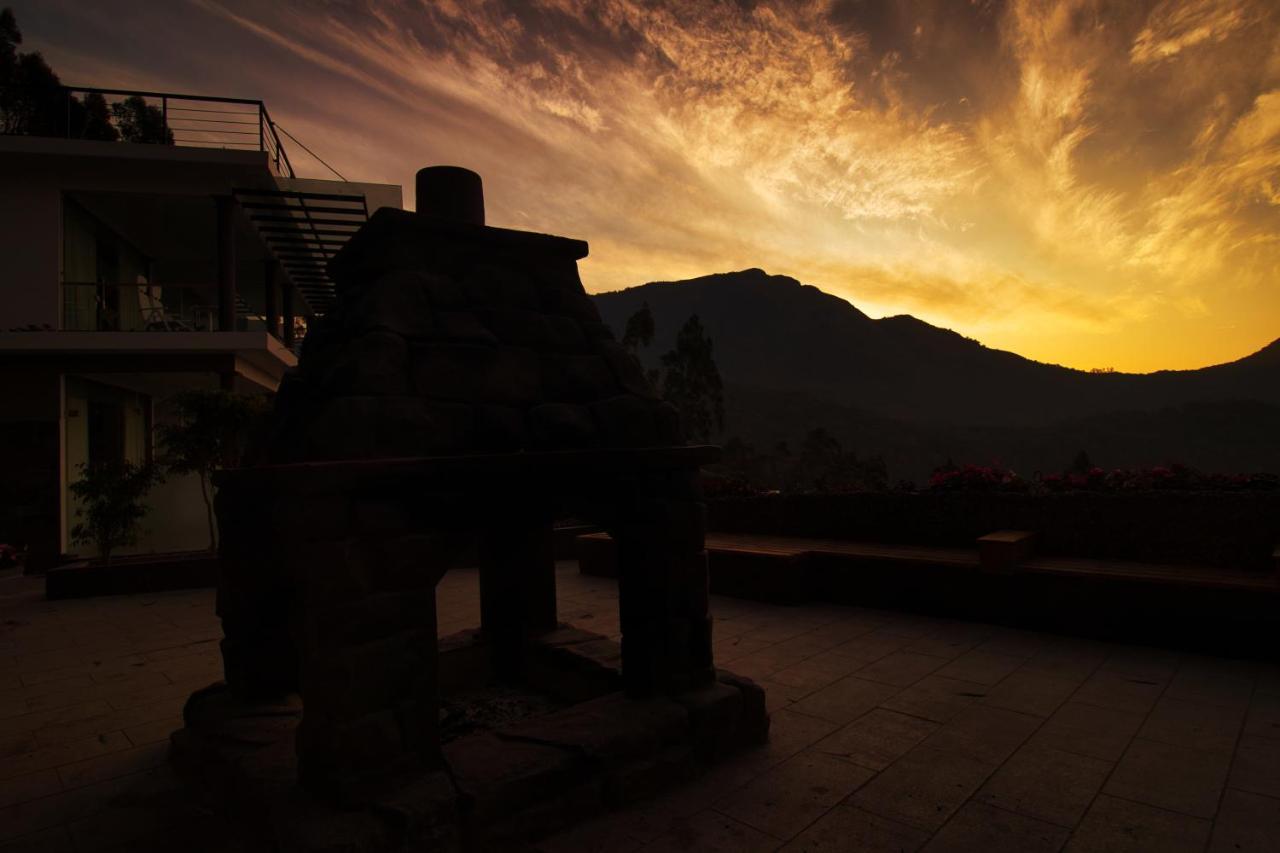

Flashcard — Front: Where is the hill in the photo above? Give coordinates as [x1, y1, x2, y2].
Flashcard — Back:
[591, 269, 1280, 479]
[592, 269, 1280, 426]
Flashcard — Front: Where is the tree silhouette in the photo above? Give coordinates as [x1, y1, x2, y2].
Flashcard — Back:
[620, 301, 654, 352]
[111, 95, 173, 144]
[0, 8, 159, 142]
[0, 8, 64, 137]
[659, 314, 725, 443]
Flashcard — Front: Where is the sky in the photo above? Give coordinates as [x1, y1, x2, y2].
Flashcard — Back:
[15, 0, 1280, 372]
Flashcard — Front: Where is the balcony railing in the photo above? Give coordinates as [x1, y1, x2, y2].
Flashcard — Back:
[4, 86, 294, 177]
[60, 282, 305, 348]
[62, 282, 224, 332]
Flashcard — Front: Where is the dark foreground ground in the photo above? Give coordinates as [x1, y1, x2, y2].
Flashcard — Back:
[2, 563, 1279, 852]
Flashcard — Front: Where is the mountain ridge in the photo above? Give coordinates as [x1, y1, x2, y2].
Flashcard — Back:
[591, 268, 1280, 428]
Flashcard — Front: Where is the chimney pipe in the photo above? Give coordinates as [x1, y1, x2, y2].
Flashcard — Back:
[416, 166, 485, 226]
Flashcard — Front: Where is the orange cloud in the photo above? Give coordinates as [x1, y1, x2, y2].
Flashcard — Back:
[35, 0, 1278, 372]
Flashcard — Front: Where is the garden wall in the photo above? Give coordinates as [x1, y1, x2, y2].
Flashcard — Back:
[708, 491, 1280, 571]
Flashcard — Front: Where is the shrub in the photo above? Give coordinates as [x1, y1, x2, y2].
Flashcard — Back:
[929, 463, 1029, 493]
[69, 460, 161, 564]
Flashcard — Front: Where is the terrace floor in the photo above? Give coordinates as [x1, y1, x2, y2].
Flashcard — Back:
[2, 563, 1279, 852]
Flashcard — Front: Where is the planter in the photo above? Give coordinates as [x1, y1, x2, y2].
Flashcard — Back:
[45, 550, 218, 599]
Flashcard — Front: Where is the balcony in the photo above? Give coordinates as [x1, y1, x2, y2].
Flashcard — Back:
[62, 281, 224, 333]
[59, 280, 306, 344]
[3, 86, 296, 177]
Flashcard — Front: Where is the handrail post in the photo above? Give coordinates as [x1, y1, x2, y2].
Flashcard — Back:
[258, 103, 264, 155]
[162, 96, 168, 143]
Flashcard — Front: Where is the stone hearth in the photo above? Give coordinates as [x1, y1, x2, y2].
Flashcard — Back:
[172, 166, 769, 851]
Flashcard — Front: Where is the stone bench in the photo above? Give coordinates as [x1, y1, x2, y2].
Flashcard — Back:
[580, 531, 979, 604]
[977, 530, 1038, 574]
[602, 531, 1280, 651]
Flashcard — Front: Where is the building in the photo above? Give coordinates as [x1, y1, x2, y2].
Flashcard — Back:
[0, 87, 401, 569]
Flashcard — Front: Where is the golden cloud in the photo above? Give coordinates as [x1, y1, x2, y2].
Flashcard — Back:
[172, 0, 1280, 371]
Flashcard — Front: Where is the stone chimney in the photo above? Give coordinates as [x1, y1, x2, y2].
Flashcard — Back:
[416, 165, 485, 226]
[259, 165, 681, 463]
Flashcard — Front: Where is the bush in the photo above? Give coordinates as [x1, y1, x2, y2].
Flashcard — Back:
[69, 460, 161, 564]
[929, 463, 1029, 493]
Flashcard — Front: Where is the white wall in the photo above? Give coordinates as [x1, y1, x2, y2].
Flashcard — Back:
[131, 472, 212, 555]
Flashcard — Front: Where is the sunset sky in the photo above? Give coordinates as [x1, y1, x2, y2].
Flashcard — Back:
[17, 0, 1280, 372]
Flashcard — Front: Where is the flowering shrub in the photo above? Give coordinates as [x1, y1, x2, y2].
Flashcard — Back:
[930, 461, 1280, 494]
[929, 464, 1030, 493]
[1038, 463, 1278, 492]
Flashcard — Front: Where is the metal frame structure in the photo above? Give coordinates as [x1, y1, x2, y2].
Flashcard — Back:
[232, 188, 370, 315]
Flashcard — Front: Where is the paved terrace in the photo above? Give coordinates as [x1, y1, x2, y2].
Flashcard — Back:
[2, 564, 1279, 852]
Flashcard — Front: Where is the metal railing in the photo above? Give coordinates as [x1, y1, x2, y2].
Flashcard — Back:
[60, 282, 300, 344]
[62, 282, 223, 332]
[6, 86, 295, 177]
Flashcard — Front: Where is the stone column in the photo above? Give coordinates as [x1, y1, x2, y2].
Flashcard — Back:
[610, 485, 714, 697]
[478, 516, 557, 678]
[214, 479, 299, 701]
[295, 519, 460, 799]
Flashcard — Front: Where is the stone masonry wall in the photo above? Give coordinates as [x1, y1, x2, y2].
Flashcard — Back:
[256, 214, 681, 464]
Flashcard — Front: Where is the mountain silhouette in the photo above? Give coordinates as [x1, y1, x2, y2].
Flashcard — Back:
[592, 269, 1280, 478]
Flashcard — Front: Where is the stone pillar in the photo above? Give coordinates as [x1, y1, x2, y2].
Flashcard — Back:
[295, 519, 459, 798]
[214, 479, 300, 701]
[216, 195, 237, 332]
[610, 488, 714, 697]
[478, 516, 557, 678]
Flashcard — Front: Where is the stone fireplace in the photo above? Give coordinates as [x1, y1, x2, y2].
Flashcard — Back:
[175, 166, 769, 850]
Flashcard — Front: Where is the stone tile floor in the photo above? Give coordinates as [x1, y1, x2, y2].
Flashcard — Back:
[3, 562, 1279, 852]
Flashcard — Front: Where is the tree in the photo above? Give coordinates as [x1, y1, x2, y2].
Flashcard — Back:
[69, 460, 161, 564]
[620, 302, 654, 352]
[158, 390, 268, 550]
[77, 92, 117, 141]
[0, 8, 118, 140]
[800, 427, 842, 489]
[111, 95, 172, 144]
[0, 8, 62, 137]
[659, 314, 725, 444]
